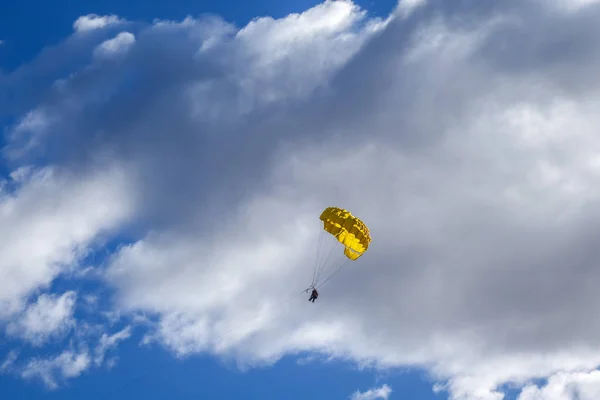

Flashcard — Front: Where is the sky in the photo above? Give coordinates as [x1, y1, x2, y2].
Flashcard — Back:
[2, 0, 600, 399]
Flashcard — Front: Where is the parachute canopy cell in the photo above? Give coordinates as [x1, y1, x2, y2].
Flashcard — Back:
[319, 206, 371, 260]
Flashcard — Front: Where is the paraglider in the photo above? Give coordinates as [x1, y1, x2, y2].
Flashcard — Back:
[308, 288, 319, 303]
[307, 206, 371, 299]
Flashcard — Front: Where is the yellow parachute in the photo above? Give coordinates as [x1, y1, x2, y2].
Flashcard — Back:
[309, 206, 371, 290]
[319, 206, 371, 260]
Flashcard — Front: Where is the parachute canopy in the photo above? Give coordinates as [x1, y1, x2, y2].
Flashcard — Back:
[319, 206, 371, 261]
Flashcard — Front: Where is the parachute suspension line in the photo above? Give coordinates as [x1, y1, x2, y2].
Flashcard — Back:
[312, 229, 332, 287]
[311, 229, 325, 288]
[313, 239, 338, 287]
[315, 258, 350, 290]
[315, 249, 340, 287]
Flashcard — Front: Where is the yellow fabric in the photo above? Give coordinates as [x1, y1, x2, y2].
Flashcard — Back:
[319, 206, 371, 260]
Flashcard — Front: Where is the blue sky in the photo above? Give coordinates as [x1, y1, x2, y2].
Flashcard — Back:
[3, 0, 600, 399]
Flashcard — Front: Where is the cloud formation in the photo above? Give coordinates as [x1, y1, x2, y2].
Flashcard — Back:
[0, 165, 134, 318]
[518, 371, 600, 400]
[21, 349, 91, 389]
[4, 0, 600, 398]
[93, 32, 136, 59]
[93, 326, 132, 366]
[351, 384, 392, 400]
[6, 291, 77, 346]
[73, 14, 125, 33]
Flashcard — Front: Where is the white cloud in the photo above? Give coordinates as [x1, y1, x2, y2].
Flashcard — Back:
[21, 349, 90, 389]
[351, 384, 392, 400]
[6, 0, 600, 398]
[545, 0, 600, 12]
[6, 322, 133, 388]
[0, 165, 134, 319]
[397, 0, 427, 17]
[5, 109, 51, 160]
[94, 326, 132, 365]
[6, 291, 77, 346]
[93, 32, 136, 59]
[1, 350, 19, 373]
[73, 14, 124, 32]
[82, 294, 98, 307]
[236, 0, 367, 54]
[518, 370, 600, 400]
[185, 0, 384, 122]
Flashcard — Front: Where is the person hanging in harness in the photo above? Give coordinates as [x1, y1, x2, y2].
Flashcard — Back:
[308, 288, 319, 303]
